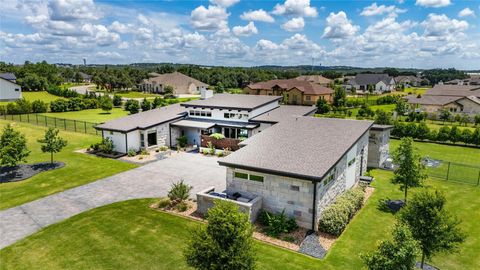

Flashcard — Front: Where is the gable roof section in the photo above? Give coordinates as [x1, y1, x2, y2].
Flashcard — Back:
[181, 94, 281, 111]
[218, 117, 373, 181]
[251, 105, 316, 123]
[95, 104, 187, 132]
[0, 73, 16, 81]
[0, 77, 21, 87]
[424, 85, 480, 98]
[247, 79, 333, 95]
[295, 75, 332, 85]
[405, 95, 462, 106]
[351, 74, 393, 86]
[142, 71, 208, 88]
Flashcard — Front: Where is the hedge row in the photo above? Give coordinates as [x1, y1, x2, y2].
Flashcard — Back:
[318, 187, 365, 236]
[50, 98, 100, 112]
[4, 99, 48, 114]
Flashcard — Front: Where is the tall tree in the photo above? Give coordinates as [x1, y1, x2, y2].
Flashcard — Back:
[362, 224, 419, 270]
[37, 128, 68, 164]
[399, 190, 466, 268]
[391, 137, 427, 203]
[0, 124, 31, 166]
[99, 96, 113, 113]
[184, 200, 256, 270]
[332, 86, 346, 108]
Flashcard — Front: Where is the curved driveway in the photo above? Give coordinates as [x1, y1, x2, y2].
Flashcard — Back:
[0, 152, 225, 249]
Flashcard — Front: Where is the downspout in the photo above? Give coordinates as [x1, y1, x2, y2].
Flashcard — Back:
[311, 181, 317, 233]
[125, 132, 128, 153]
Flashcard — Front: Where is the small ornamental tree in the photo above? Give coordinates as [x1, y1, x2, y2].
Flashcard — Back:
[439, 109, 451, 124]
[316, 98, 330, 114]
[112, 95, 123, 107]
[399, 190, 466, 269]
[474, 114, 480, 126]
[163, 85, 175, 99]
[141, 98, 151, 111]
[362, 224, 419, 270]
[184, 200, 256, 270]
[391, 137, 427, 203]
[374, 109, 392, 125]
[37, 128, 68, 164]
[0, 124, 31, 166]
[125, 99, 140, 114]
[395, 99, 409, 116]
[99, 96, 113, 113]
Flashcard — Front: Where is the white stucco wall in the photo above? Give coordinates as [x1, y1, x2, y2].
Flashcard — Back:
[103, 131, 127, 153]
[0, 79, 22, 101]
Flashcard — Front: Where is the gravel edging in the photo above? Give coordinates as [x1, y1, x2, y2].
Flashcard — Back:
[0, 162, 65, 183]
[299, 233, 327, 259]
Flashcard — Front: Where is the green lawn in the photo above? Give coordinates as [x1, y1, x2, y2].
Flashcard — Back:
[0, 120, 137, 210]
[1, 171, 478, 270]
[404, 87, 430, 95]
[115, 91, 162, 99]
[0, 91, 64, 106]
[348, 104, 395, 117]
[40, 108, 129, 123]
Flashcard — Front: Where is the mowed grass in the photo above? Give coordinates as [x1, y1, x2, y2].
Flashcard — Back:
[1, 170, 478, 270]
[40, 108, 129, 123]
[0, 120, 137, 210]
[0, 91, 64, 106]
[115, 91, 161, 99]
[404, 87, 430, 95]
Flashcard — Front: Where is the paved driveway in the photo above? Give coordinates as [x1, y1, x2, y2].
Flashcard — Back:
[0, 152, 225, 249]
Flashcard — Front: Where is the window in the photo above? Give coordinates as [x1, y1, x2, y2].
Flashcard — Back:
[224, 113, 230, 118]
[15, 88, 19, 91]
[234, 172, 248, 180]
[200, 111, 206, 116]
[206, 111, 212, 117]
[290, 185, 300, 191]
[249, 174, 264, 182]
[306, 96, 311, 101]
[348, 157, 356, 167]
[189, 110, 194, 115]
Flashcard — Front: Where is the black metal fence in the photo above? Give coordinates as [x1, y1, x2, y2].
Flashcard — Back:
[1, 113, 100, 135]
[426, 161, 480, 186]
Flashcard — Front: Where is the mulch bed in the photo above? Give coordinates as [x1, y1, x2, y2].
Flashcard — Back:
[0, 162, 65, 183]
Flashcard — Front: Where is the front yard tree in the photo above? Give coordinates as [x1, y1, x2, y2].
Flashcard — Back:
[163, 85, 175, 99]
[362, 224, 419, 270]
[316, 98, 330, 114]
[125, 99, 140, 114]
[439, 109, 451, 124]
[100, 96, 113, 113]
[0, 124, 30, 166]
[391, 137, 427, 203]
[141, 98, 151, 111]
[395, 99, 409, 117]
[374, 109, 392, 125]
[37, 128, 68, 164]
[332, 86, 346, 108]
[399, 190, 466, 269]
[184, 200, 255, 270]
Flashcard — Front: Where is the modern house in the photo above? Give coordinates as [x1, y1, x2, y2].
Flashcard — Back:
[138, 71, 208, 95]
[95, 92, 317, 153]
[78, 72, 92, 83]
[348, 74, 396, 93]
[0, 74, 22, 101]
[96, 91, 392, 231]
[405, 85, 480, 115]
[295, 75, 332, 86]
[244, 79, 333, 106]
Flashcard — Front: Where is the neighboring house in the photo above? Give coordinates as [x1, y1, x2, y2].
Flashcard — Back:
[405, 85, 480, 115]
[348, 74, 396, 93]
[244, 79, 334, 106]
[0, 73, 17, 83]
[138, 71, 208, 95]
[95, 92, 316, 153]
[0, 77, 22, 101]
[78, 72, 92, 83]
[394, 75, 423, 87]
[96, 91, 393, 231]
[295, 75, 332, 86]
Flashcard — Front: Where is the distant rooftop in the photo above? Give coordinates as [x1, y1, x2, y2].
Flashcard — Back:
[425, 85, 480, 98]
[0, 73, 16, 81]
[181, 94, 281, 111]
[247, 79, 333, 95]
[219, 117, 373, 181]
[351, 73, 393, 85]
[95, 104, 186, 132]
[251, 105, 316, 123]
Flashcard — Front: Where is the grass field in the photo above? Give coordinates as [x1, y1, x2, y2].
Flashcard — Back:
[114, 91, 161, 99]
[0, 91, 63, 106]
[0, 120, 137, 210]
[1, 169, 478, 270]
[404, 87, 430, 95]
[40, 108, 129, 123]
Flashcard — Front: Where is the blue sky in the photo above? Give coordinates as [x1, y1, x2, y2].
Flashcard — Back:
[1, 0, 479, 69]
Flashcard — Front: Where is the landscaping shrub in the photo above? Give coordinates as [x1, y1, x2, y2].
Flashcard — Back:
[209, 133, 225, 140]
[127, 149, 136, 157]
[124, 99, 140, 114]
[167, 180, 192, 203]
[257, 209, 298, 238]
[207, 141, 215, 155]
[157, 197, 172, 208]
[98, 138, 114, 154]
[6, 99, 32, 114]
[176, 135, 187, 148]
[67, 98, 85, 111]
[159, 145, 169, 151]
[112, 95, 122, 107]
[31, 100, 48, 113]
[47, 86, 80, 98]
[140, 149, 149, 155]
[318, 187, 365, 236]
[50, 99, 69, 112]
[176, 201, 189, 212]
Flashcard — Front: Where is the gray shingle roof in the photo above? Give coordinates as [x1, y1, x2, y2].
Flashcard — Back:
[219, 117, 373, 181]
[405, 95, 462, 106]
[351, 74, 394, 86]
[424, 85, 480, 98]
[251, 105, 316, 123]
[0, 73, 16, 81]
[247, 79, 334, 95]
[95, 104, 187, 132]
[142, 71, 209, 94]
[181, 94, 281, 111]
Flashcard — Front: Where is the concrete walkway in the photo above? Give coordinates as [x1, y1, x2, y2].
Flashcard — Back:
[0, 152, 225, 249]
[69, 84, 96, 95]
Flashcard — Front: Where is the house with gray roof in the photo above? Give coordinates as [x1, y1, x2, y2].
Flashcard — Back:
[0, 76, 22, 101]
[348, 73, 396, 93]
[138, 71, 208, 96]
[96, 91, 392, 230]
[405, 85, 480, 115]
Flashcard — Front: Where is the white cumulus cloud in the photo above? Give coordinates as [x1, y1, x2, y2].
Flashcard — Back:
[232, 22, 258, 36]
[273, 0, 317, 17]
[322, 11, 359, 39]
[360, 3, 406, 17]
[209, 0, 240, 8]
[240, 9, 275, 23]
[415, 0, 451, 8]
[458, 8, 475, 17]
[421, 13, 468, 38]
[281, 17, 305, 32]
[190, 5, 229, 31]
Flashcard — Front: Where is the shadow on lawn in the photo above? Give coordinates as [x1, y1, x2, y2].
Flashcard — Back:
[377, 198, 405, 214]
